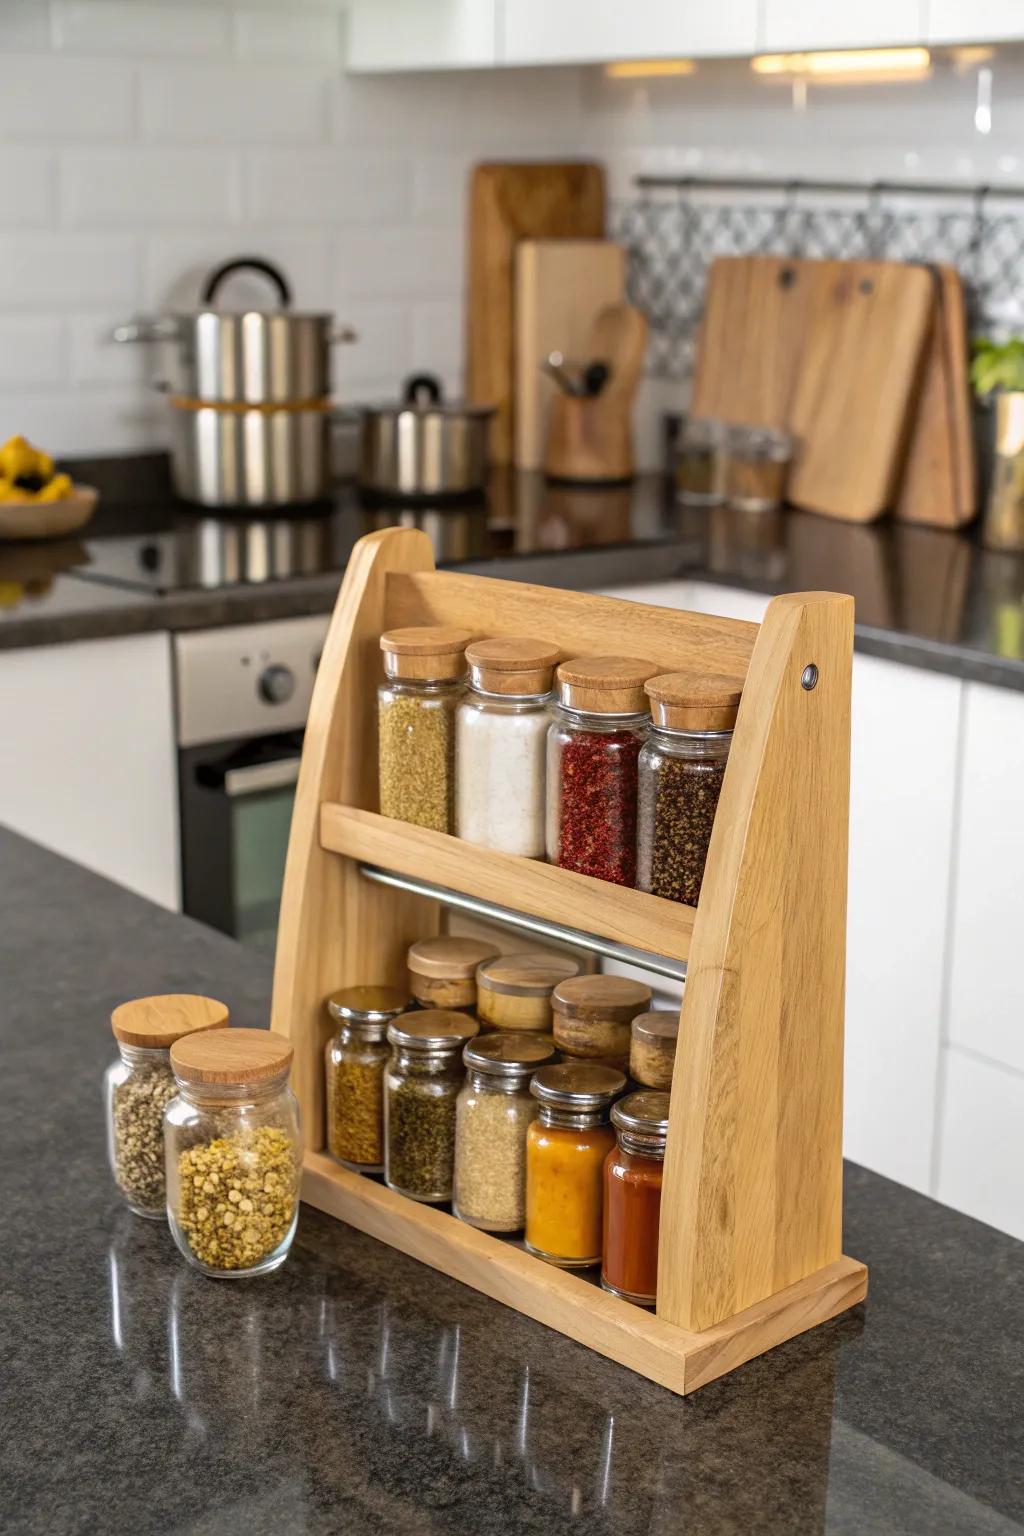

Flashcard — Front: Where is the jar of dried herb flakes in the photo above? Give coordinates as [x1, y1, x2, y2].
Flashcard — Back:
[551, 973, 652, 1074]
[546, 655, 656, 886]
[384, 1010, 479, 1203]
[104, 993, 229, 1219]
[378, 625, 470, 834]
[630, 1010, 679, 1091]
[407, 936, 499, 1013]
[476, 951, 581, 1033]
[602, 1090, 670, 1307]
[325, 985, 409, 1173]
[453, 1032, 556, 1232]
[525, 1062, 625, 1269]
[456, 636, 559, 857]
[637, 672, 741, 907]
[165, 1029, 302, 1279]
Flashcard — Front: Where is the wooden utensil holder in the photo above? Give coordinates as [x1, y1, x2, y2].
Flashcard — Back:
[272, 527, 867, 1397]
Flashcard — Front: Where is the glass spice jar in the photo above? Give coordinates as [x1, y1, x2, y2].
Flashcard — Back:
[551, 973, 652, 1074]
[104, 993, 230, 1219]
[546, 655, 656, 886]
[476, 951, 580, 1033]
[674, 415, 725, 506]
[630, 1010, 680, 1091]
[164, 1029, 303, 1279]
[384, 1010, 479, 1203]
[378, 625, 470, 833]
[407, 936, 500, 1013]
[637, 672, 742, 907]
[525, 1062, 625, 1269]
[724, 424, 793, 513]
[456, 636, 560, 858]
[601, 1090, 670, 1306]
[453, 1032, 557, 1233]
[325, 985, 409, 1172]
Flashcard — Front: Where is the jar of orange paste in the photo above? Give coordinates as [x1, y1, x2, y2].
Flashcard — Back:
[524, 1062, 625, 1269]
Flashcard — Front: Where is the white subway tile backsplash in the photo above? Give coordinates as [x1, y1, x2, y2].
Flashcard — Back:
[411, 297, 462, 378]
[329, 75, 466, 148]
[243, 151, 412, 224]
[0, 319, 66, 390]
[413, 152, 474, 225]
[52, 1, 230, 57]
[68, 315, 153, 388]
[0, 389, 167, 455]
[0, 151, 55, 227]
[936, 1048, 1024, 1243]
[333, 299, 412, 394]
[0, 233, 139, 308]
[0, 58, 134, 142]
[233, 8, 342, 62]
[139, 62, 328, 143]
[142, 232, 333, 309]
[61, 148, 237, 226]
[333, 225, 462, 301]
[0, 4, 54, 52]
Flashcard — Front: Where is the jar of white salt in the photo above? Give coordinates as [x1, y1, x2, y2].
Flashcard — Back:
[455, 636, 559, 857]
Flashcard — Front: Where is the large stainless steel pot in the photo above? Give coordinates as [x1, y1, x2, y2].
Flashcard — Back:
[360, 374, 494, 500]
[113, 256, 356, 508]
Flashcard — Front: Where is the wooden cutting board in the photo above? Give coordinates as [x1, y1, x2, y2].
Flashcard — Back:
[895, 265, 977, 528]
[787, 260, 934, 522]
[467, 162, 606, 466]
[514, 238, 626, 470]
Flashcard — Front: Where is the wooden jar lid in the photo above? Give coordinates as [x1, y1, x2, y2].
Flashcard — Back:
[476, 951, 581, 997]
[327, 985, 409, 1023]
[111, 993, 229, 1049]
[408, 936, 501, 980]
[170, 1027, 293, 1085]
[631, 1010, 680, 1045]
[551, 973, 652, 1023]
[380, 625, 470, 682]
[645, 672, 743, 732]
[465, 637, 560, 696]
[556, 655, 657, 714]
[387, 1010, 479, 1049]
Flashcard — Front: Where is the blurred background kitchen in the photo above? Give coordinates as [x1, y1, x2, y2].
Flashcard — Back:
[1, 2, 1022, 1247]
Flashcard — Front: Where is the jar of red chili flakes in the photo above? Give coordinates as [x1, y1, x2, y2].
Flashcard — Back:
[545, 655, 656, 886]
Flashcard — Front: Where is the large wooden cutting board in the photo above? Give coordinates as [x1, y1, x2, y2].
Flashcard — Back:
[514, 238, 626, 470]
[895, 265, 977, 529]
[691, 255, 815, 430]
[787, 260, 934, 522]
[467, 162, 605, 465]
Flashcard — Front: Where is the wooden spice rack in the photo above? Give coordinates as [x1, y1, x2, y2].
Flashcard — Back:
[272, 527, 867, 1397]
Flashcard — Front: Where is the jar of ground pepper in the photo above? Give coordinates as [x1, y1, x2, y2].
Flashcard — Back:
[456, 637, 560, 857]
[546, 655, 656, 886]
[407, 936, 500, 1013]
[524, 1062, 625, 1268]
[636, 673, 741, 907]
[378, 625, 470, 833]
[325, 985, 409, 1172]
[476, 951, 580, 1033]
[453, 1032, 557, 1233]
[164, 1029, 302, 1279]
[384, 1010, 479, 1203]
[551, 973, 652, 1074]
[602, 1091, 670, 1306]
[104, 993, 229, 1219]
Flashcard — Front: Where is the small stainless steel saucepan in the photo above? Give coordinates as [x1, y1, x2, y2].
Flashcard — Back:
[359, 374, 494, 501]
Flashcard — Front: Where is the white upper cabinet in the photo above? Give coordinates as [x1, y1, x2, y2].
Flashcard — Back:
[347, 0, 498, 72]
[759, 0, 928, 51]
[928, 1, 1024, 43]
[501, 0, 760, 64]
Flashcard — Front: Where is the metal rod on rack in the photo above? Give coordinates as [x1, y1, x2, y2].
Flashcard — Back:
[634, 173, 1014, 198]
[356, 863, 688, 984]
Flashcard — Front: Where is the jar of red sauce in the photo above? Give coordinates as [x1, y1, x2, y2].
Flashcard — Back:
[601, 1090, 670, 1306]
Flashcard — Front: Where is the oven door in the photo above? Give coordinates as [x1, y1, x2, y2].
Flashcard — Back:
[179, 731, 303, 952]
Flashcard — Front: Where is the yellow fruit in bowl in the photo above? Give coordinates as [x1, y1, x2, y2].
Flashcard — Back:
[36, 473, 72, 503]
[0, 435, 67, 502]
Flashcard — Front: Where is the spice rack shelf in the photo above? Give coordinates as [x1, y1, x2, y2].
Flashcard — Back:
[273, 526, 868, 1398]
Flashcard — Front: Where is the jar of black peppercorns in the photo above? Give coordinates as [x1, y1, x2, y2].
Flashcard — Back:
[636, 673, 742, 908]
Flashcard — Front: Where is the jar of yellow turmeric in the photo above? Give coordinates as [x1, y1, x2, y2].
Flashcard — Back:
[524, 1061, 625, 1269]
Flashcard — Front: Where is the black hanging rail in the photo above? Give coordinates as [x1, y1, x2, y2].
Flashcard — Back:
[632, 174, 1024, 200]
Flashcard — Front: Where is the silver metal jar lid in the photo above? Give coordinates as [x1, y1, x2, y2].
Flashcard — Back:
[611, 1090, 671, 1137]
[327, 985, 409, 1027]
[387, 1010, 479, 1051]
[530, 1061, 626, 1110]
[463, 1032, 557, 1078]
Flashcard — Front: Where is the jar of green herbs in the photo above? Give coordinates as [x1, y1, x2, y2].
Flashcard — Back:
[378, 626, 470, 834]
[383, 1010, 478, 1203]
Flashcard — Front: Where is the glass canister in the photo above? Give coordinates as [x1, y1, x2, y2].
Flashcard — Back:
[546, 655, 656, 886]
[551, 973, 652, 1074]
[602, 1091, 670, 1306]
[384, 1010, 479, 1203]
[724, 424, 793, 513]
[407, 936, 500, 1013]
[453, 1032, 557, 1233]
[476, 951, 580, 1033]
[378, 625, 470, 833]
[525, 1062, 625, 1269]
[164, 1028, 302, 1279]
[104, 993, 229, 1219]
[325, 984, 409, 1172]
[637, 672, 742, 907]
[455, 636, 560, 857]
[630, 1010, 680, 1091]
[674, 415, 724, 506]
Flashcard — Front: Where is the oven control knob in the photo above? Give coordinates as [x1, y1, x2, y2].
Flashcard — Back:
[259, 663, 295, 705]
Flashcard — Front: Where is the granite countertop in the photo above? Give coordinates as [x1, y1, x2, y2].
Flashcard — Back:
[2, 824, 1022, 1535]
[2, 454, 1024, 692]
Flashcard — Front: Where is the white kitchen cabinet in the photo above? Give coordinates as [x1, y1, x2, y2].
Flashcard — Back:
[502, 0, 760, 64]
[347, 0, 498, 71]
[0, 632, 180, 910]
[928, 1, 1024, 44]
[760, 0, 928, 51]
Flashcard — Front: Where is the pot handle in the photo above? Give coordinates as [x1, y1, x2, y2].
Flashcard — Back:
[329, 325, 359, 345]
[201, 256, 292, 309]
[110, 316, 179, 344]
[404, 373, 443, 406]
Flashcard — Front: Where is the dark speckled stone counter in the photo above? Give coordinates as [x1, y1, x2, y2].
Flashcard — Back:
[2, 825, 1022, 1535]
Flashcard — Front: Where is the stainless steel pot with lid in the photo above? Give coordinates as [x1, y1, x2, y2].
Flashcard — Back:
[359, 374, 494, 501]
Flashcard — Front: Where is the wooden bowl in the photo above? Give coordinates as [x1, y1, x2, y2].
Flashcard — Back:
[0, 484, 98, 542]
